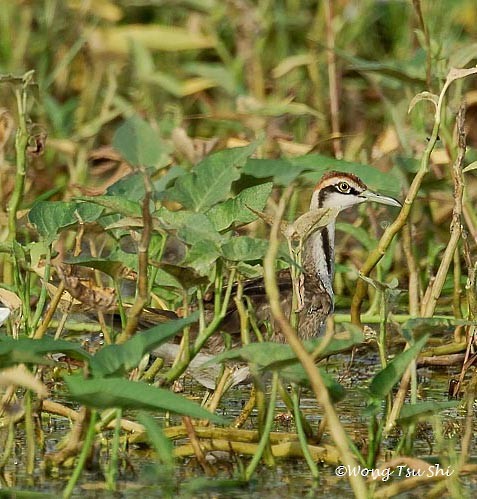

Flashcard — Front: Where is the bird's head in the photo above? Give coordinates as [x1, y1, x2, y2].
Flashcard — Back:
[310, 171, 402, 211]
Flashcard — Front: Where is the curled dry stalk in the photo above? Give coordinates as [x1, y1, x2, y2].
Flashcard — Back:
[351, 67, 477, 326]
[384, 104, 467, 436]
[263, 185, 368, 499]
[420, 105, 466, 316]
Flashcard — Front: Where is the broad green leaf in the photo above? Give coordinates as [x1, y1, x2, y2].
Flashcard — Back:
[210, 328, 364, 369]
[207, 182, 273, 231]
[76, 195, 141, 217]
[0, 336, 91, 368]
[158, 263, 210, 289]
[29, 201, 103, 242]
[397, 400, 460, 424]
[64, 375, 227, 424]
[166, 144, 257, 212]
[153, 268, 183, 289]
[157, 208, 223, 245]
[154, 165, 187, 193]
[243, 155, 403, 196]
[243, 158, 306, 185]
[64, 256, 125, 279]
[113, 115, 170, 168]
[279, 365, 346, 402]
[400, 317, 471, 343]
[368, 334, 429, 400]
[221, 237, 269, 262]
[89, 313, 198, 378]
[106, 172, 146, 201]
[183, 240, 221, 276]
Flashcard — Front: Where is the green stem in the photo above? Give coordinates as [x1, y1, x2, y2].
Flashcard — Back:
[31, 245, 52, 332]
[245, 371, 278, 480]
[5, 78, 31, 285]
[162, 267, 237, 384]
[292, 386, 319, 479]
[24, 390, 35, 475]
[0, 419, 15, 469]
[63, 410, 98, 499]
[106, 408, 122, 491]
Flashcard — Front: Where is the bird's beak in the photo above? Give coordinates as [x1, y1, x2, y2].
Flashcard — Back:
[359, 189, 402, 207]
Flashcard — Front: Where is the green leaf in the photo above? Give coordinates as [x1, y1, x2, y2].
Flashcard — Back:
[183, 240, 221, 276]
[211, 328, 364, 369]
[368, 335, 429, 400]
[400, 317, 470, 343]
[64, 256, 125, 279]
[207, 182, 273, 231]
[220, 237, 269, 262]
[157, 208, 223, 245]
[29, 201, 103, 242]
[397, 400, 460, 424]
[113, 115, 171, 168]
[137, 412, 175, 466]
[243, 158, 306, 185]
[243, 155, 403, 196]
[279, 365, 346, 402]
[89, 313, 198, 378]
[0, 336, 91, 368]
[106, 172, 146, 201]
[166, 144, 257, 211]
[64, 375, 227, 423]
[76, 195, 141, 217]
[158, 263, 210, 289]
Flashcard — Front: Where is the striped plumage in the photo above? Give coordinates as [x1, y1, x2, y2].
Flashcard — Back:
[144, 171, 401, 351]
[214, 171, 401, 344]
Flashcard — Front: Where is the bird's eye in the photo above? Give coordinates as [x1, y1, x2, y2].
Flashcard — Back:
[338, 182, 350, 193]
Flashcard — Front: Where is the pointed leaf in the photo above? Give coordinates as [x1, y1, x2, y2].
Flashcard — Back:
[207, 182, 273, 231]
[397, 400, 460, 424]
[113, 115, 171, 168]
[210, 328, 364, 369]
[368, 335, 429, 400]
[166, 144, 257, 211]
[29, 201, 103, 242]
[89, 313, 198, 378]
[64, 375, 228, 423]
[220, 237, 269, 262]
[76, 195, 141, 217]
[0, 336, 91, 368]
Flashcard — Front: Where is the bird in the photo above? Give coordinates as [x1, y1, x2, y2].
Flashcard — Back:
[151, 170, 401, 388]
[202, 170, 402, 348]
